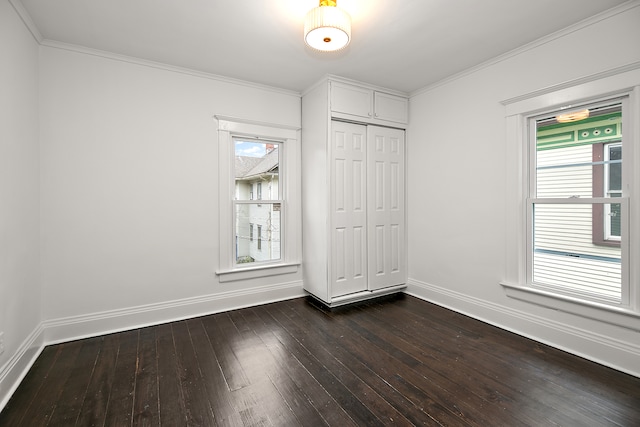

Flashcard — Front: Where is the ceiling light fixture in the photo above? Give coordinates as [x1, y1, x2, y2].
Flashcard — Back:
[304, 0, 351, 52]
[556, 109, 590, 123]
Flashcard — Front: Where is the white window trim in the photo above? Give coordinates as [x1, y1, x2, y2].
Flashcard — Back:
[215, 116, 301, 283]
[500, 67, 640, 330]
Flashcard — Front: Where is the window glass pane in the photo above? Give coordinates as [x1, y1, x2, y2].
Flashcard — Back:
[235, 203, 281, 264]
[535, 103, 622, 199]
[607, 144, 622, 193]
[607, 202, 621, 238]
[532, 203, 621, 304]
[235, 140, 279, 201]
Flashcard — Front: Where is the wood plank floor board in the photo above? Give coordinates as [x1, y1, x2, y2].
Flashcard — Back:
[169, 321, 217, 426]
[102, 329, 139, 427]
[131, 326, 160, 426]
[200, 313, 251, 393]
[74, 334, 120, 426]
[184, 318, 245, 427]
[1, 294, 640, 426]
[155, 323, 189, 426]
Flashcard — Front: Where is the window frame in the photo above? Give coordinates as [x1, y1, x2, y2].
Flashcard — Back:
[501, 68, 640, 328]
[215, 116, 301, 282]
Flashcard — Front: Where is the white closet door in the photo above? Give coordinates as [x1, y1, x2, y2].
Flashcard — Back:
[331, 121, 368, 297]
[367, 125, 406, 290]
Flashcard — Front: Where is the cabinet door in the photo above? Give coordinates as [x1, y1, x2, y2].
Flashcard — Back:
[374, 92, 408, 124]
[330, 82, 372, 119]
[331, 121, 368, 297]
[367, 126, 406, 290]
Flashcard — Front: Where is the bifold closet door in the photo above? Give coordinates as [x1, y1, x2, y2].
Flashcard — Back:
[330, 121, 368, 297]
[367, 125, 406, 290]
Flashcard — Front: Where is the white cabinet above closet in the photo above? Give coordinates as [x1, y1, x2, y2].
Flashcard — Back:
[330, 80, 409, 126]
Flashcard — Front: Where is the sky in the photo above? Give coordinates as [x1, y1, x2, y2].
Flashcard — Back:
[235, 140, 267, 157]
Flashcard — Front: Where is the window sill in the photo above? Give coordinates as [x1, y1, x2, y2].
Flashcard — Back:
[500, 282, 640, 332]
[217, 262, 299, 283]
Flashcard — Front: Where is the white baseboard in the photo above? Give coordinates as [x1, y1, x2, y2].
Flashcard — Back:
[43, 280, 306, 345]
[0, 281, 305, 412]
[0, 324, 44, 413]
[406, 278, 640, 378]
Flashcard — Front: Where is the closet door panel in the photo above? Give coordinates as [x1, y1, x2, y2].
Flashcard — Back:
[367, 126, 406, 290]
[331, 121, 368, 297]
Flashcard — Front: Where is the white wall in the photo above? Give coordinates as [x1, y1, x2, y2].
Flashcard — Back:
[38, 45, 303, 341]
[0, 0, 42, 408]
[407, 4, 640, 375]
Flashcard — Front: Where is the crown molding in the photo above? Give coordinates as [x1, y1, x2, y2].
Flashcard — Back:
[410, 0, 640, 98]
[8, 0, 42, 43]
[9, 0, 300, 98]
[500, 60, 640, 107]
[40, 40, 302, 97]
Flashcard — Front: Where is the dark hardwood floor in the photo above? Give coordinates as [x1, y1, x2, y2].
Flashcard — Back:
[1, 294, 639, 426]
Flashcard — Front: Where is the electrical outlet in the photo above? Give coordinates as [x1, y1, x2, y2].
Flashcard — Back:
[0, 332, 4, 355]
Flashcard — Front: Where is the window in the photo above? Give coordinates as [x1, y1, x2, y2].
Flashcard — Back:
[234, 139, 281, 264]
[215, 116, 301, 282]
[502, 69, 640, 326]
[531, 100, 625, 305]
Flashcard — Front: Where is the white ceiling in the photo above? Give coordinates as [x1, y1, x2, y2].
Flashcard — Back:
[17, 0, 629, 93]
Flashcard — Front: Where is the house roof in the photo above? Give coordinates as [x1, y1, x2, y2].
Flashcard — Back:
[236, 149, 279, 180]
